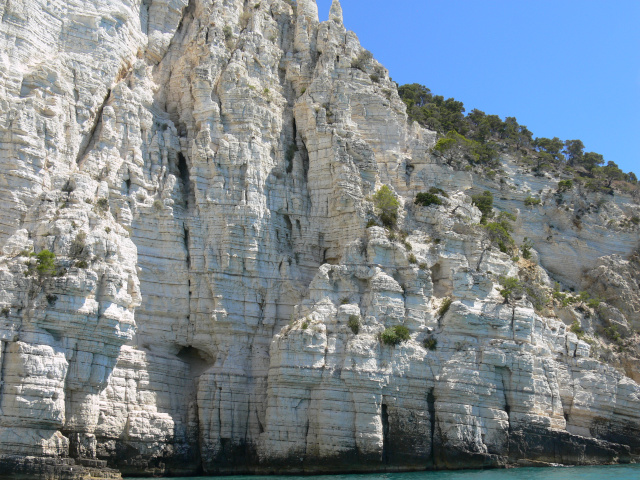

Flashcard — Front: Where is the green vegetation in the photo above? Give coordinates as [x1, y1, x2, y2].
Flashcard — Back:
[570, 320, 585, 340]
[471, 190, 494, 223]
[438, 297, 452, 317]
[557, 179, 573, 192]
[223, 25, 233, 41]
[348, 315, 361, 334]
[380, 325, 411, 346]
[423, 336, 437, 351]
[484, 211, 517, 253]
[397, 83, 638, 190]
[373, 185, 400, 228]
[415, 187, 448, 208]
[366, 219, 379, 228]
[521, 237, 533, 260]
[70, 231, 87, 258]
[603, 323, 621, 344]
[524, 195, 541, 206]
[351, 50, 373, 72]
[408, 253, 417, 264]
[301, 320, 308, 330]
[415, 192, 442, 207]
[35, 250, 57, 276]
[96, 197, 109, 213]
[499, 276, 523, 300]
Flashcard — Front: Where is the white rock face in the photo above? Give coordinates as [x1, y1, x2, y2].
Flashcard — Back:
[0, 0, 639, 478]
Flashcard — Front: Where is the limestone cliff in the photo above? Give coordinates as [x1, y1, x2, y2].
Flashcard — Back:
[0, 0, 639, 478]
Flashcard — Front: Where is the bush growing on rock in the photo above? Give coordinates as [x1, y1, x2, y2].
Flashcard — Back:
[471, 190, 493, 223]
[557, 179, 573, 192]
[423, 336, 437, 350]
[373, 185, 399, 228]
[380, 325, 410, 346]
[521, 237, 533, 259]
[35, 250, 57, 276]
[415, 192, 442, 207]
[484, 211, 517, 253]
[499, 276, 523, 301]
[96, 197, 109, 213]
[69, 231, 87, 258]
[570, 320, 585, 339]
[348, 315, 360, 334]
[351, 49, 373, 72]
[438, 297, 452, 317]
[524, 195, 541, 206]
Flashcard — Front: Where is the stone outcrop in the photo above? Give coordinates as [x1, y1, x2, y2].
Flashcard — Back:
[0, 0, 638, 478]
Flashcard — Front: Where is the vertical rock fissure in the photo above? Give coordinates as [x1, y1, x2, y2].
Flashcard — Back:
[0, 341, 6, 415]
[427, 388, 436, 466]
[381, 403, 389, 464]
[183, 225, 191, 269]
[76, 89, 111, 166]
[177, 152, 191, 209]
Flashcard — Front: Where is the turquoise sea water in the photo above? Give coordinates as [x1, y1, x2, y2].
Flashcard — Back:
[127, 464, 640, 480]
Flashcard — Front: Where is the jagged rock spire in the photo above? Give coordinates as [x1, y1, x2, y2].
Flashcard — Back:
[329, 0, 343, 24]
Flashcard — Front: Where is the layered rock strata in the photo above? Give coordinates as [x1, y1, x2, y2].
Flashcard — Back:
[0, 0, 639, 478]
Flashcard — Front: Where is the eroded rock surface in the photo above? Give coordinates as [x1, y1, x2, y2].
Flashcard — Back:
[0, 0, 639, 478]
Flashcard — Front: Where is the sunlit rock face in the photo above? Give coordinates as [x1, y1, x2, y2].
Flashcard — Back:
[0, 0, 639, 478]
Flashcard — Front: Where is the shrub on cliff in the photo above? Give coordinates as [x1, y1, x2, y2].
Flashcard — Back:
[484, 211, 516, 254]
[348, 315, 360, 334]
[373, 185, 399, 228]
[35, 250, 56, 276]
[472, 190, 493, 223]
[415, 192, 442, 207]
[380, 325, 410, 346]
[351, 50, 373, 72]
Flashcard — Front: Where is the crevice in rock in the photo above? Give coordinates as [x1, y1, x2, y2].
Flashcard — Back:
[299, 137, 309, 184]
[476, 247, 488, 272]
[381, 403, 389, 464]
[0, 341, 6, 415]
[76, 89, 111, 166]
[140, 0, 151, 36]
[427, 388, 436, 465]
[405, 162, 414, 186]
[155, 0, 196, 67]
[183, 225, 191, 269]
[511, 306, 516, 339]
[177, 152, 191, 208]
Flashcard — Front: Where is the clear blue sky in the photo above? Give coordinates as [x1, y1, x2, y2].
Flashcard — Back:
[316, 0, 640, 176]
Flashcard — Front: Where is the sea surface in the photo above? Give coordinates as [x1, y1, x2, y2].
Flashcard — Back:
[126, 464, 640, 480]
